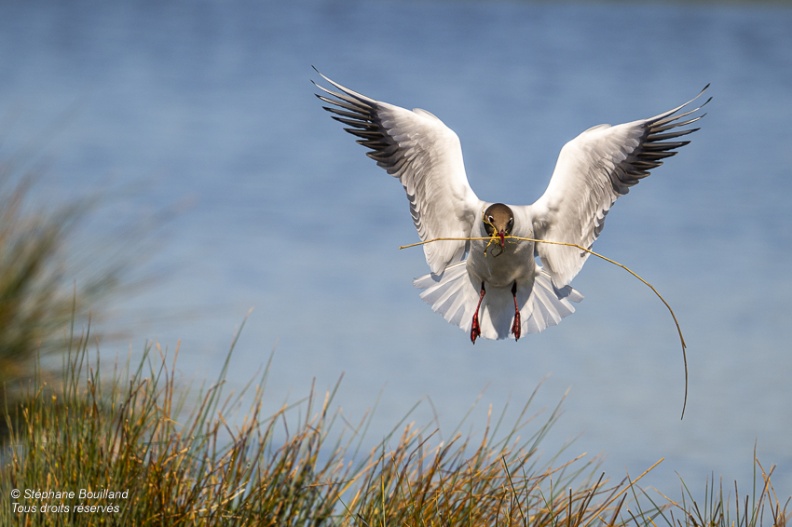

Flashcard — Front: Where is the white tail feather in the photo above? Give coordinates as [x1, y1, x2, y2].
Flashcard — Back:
[414, 262, 583, 340]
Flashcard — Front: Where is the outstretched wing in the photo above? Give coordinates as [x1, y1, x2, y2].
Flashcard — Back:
[529, 86, 710, 288]
[314, 71, 481, 275]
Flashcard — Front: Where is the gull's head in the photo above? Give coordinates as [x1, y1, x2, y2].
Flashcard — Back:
[483, 203, 514, 247]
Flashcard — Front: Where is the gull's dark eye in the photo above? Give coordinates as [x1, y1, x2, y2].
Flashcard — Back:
[487, 215, 494, 223]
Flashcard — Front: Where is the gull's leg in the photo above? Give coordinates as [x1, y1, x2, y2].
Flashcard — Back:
[470, 281, 486, 344]
[511, 281, 521, 341]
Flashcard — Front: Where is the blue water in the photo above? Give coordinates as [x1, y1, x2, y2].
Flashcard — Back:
[2, 0, 791, 503]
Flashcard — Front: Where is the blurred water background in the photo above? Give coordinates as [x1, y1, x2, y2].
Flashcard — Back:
[2, 0, 790, 501]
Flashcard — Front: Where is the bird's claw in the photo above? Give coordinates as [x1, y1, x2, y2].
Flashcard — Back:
[511, 312, 521, 341]
[471, 314, 482, 344]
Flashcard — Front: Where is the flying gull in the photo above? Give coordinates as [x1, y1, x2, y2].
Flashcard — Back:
[315, 71, 709, 343]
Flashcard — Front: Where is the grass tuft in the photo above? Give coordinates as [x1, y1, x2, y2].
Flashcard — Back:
[2, 327, 786, 526]
[0, 171, 129, 448]
[663, 457, 790, 527]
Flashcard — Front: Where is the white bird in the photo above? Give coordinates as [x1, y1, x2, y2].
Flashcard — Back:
[315, 71, 709, 343]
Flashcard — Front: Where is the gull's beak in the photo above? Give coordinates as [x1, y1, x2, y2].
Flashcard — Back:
[498, 230, 505, 247]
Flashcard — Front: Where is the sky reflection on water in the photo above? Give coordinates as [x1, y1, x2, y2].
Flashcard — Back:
[2, 0, 791, 501]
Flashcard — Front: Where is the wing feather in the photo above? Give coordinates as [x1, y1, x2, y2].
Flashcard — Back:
[314, 71, 481, 275]
[530, 86, 710, 287]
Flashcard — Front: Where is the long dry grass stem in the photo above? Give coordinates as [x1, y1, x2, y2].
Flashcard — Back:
[400, 235, 689, 419]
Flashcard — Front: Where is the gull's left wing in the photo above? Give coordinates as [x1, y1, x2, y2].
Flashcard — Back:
[314, 71, 482, 276]
[529, 86, 710, 288]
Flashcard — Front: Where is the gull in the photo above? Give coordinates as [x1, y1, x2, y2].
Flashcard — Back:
[315, 71, 709, 343]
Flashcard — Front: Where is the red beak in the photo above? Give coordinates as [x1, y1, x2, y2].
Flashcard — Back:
[498, 231, 505, 247]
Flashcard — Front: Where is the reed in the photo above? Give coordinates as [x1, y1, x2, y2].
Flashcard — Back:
[1, 330, 787, 526]
[0, 170, 128, 441]
[401, 233, 689, 419]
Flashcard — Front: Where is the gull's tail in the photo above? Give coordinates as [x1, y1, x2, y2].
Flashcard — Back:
[414, 262, 583, 340]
